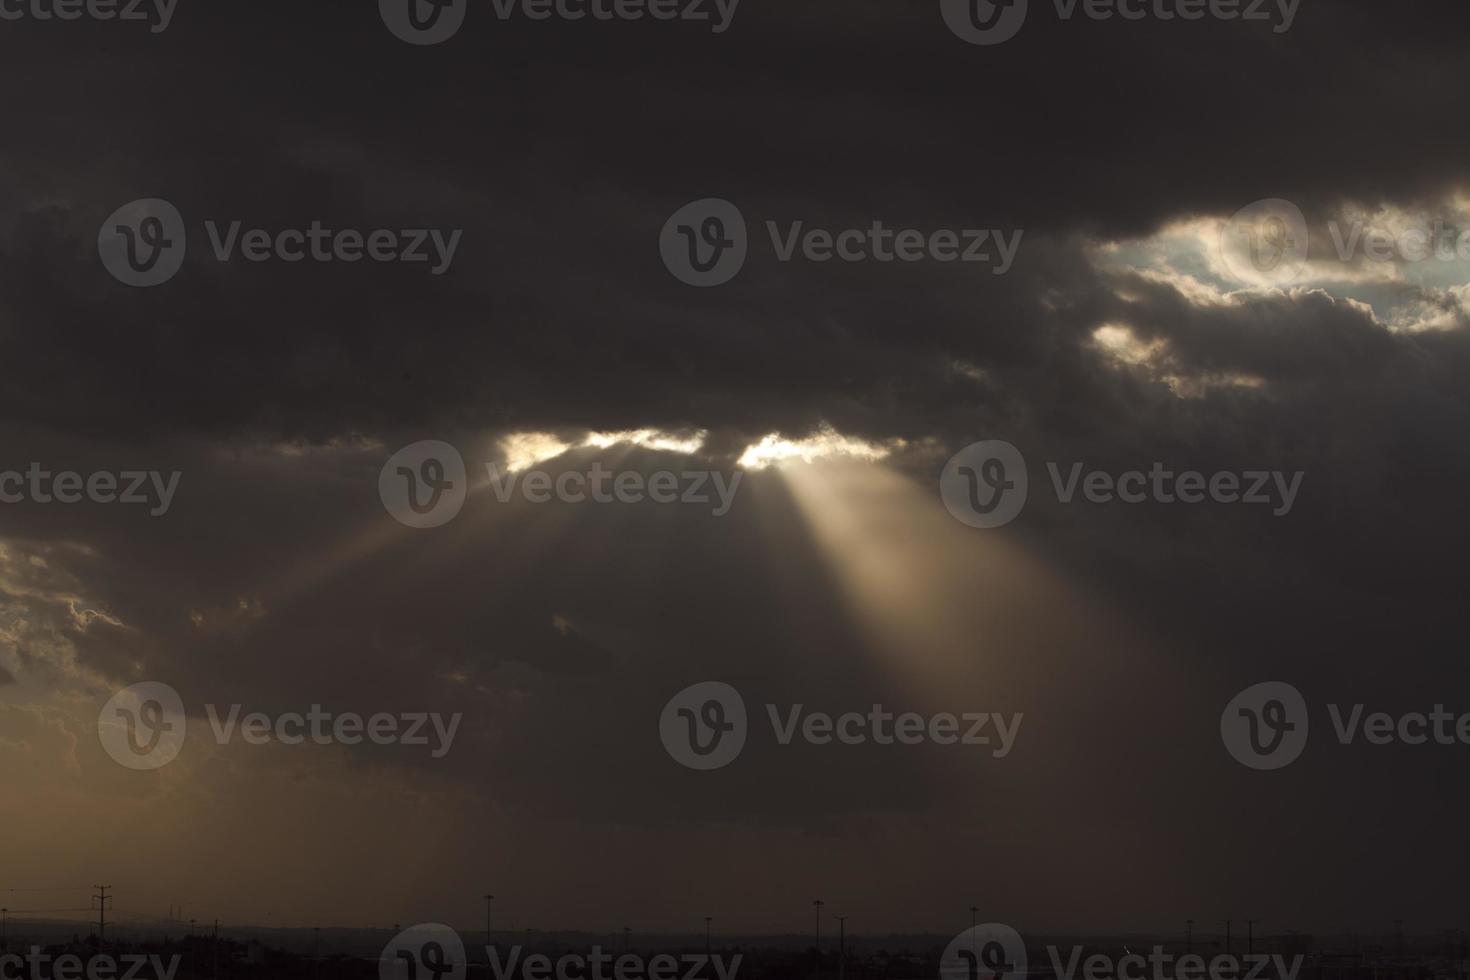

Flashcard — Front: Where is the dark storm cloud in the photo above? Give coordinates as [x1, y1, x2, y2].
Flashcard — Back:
[0, 0, 1468, 936]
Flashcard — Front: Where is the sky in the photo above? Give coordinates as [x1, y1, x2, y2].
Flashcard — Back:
[0, 0, 1469, 944]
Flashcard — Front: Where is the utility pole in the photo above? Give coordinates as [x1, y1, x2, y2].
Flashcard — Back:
[2, 907, 7, 948]
[622, 927, 630, 954]
[704, 917, 712, 958]
[485, 895, 495, 950]
[1226, 921, 1232, 957]
[1247, 921, 1257, 957]
[836, 916, 847, 980]
[313, 927, 320, 980]
[212, 919, 220, 980]
[1187, 921, 1194, 955]
[92, 886, 111, 943]
[813, 901, 824, 951]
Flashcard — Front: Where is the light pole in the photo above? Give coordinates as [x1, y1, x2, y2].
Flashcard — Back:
[485, 895, 495, 949]
[836, 916, 847, 980]
[1187, 921, 1194, 955]
[1247, 921, 1257, 957]
[705, 917, 712, 958]
[813, 901, 824, 950]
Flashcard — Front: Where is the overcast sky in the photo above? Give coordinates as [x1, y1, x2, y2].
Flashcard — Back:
[0, 0, 1467, 942]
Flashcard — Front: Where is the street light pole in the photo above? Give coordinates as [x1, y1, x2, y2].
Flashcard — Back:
[837, 916, 847, 980]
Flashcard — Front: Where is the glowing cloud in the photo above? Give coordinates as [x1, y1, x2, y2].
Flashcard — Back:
[499, 429, 709, 473]
[737, 425, 896, 470]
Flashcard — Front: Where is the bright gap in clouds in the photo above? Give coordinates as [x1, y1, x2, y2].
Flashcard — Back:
[1092, 191, 1470, 333]
[499, 429, 708, 473]
[736, 425, 897, 470]
[495, 425, 899, 472]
